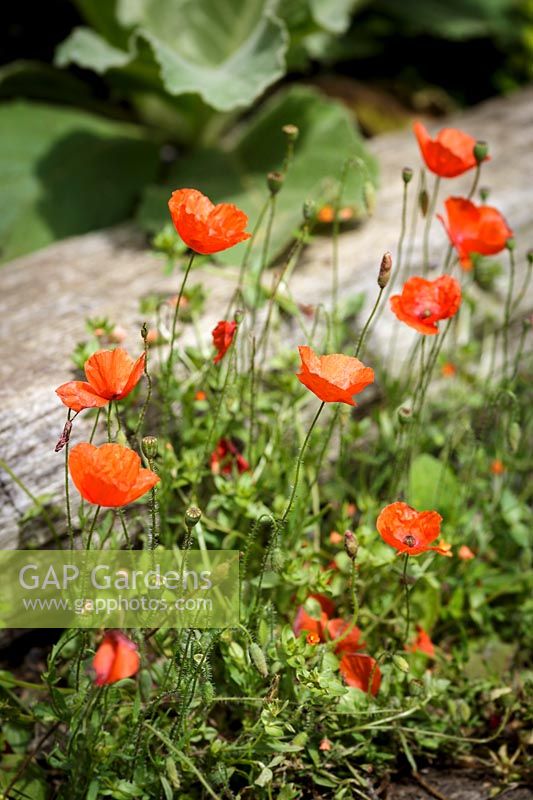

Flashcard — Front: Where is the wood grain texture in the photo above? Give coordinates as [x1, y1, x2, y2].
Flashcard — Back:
[1, 88, 532, 549]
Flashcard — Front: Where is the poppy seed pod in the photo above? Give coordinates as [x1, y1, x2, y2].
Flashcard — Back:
[378, 251, 393, 289]
[185, 506, 202, 529]
[282, 123, 299, 142]
[141, 436, 158, 460]
[402, 167, 414, 184]
[344, 530, 359, 560]
[473, 140, 489, 164]
[419, 189, 429, 217]
[248, 643, 268, 677]
[267, 171, 284, 195]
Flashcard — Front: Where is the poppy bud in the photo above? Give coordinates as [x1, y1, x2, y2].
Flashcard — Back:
[141, 322, 148, 341]
[473, 140, 489, 164]
[185, 505, 202, 530]
[505, 237, 516, 252]
[397, 406, 416, 425]
[269, 547, 285, 572]
[402, 167, 414, 184]
[508, 421, 520, 453]
[363, 181, 376, 216]
[392, 654, 410, 673]
[377, 251, 393, 289]
[344, 530, 359, 560]
[303, 200, 315, 222]
[419, 189, 429, 217]
[234, 308, 244, 324]
[479, 186, 490, 202]
[267, 171, 284, 195]
[282, 124, 299, 142]
[141, 436, 158, 460]
[527, 250, 533, 265]
[248, 642, 268, 677]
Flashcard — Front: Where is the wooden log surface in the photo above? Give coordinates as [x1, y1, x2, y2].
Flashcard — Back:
[1, 87, 532, 549]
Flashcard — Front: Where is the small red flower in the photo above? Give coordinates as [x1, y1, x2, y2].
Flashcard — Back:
[56, 348, 145, 413]
[195, 390, 207, 402]
[212, 320, 237, 364]
[210, 438, 250, 476]
[405, 625, 435, 657]
[441, 362, 456, 378]
[338, 653, 381, 695]
[306, 632, 321, 645]
[413, 122, 487, 178]
[490, 458, 505, 475]
[93, 631, 140, 685]
[376, 502, 451, 557]
[329, 530, 343, 544]
[458, 544, 475, 561]
[296, 346, 374, 406]
[168, 189, 251, 255]
[390, 275, 461, 335]
[319, 737, 333, 751]
[438, 197, 513, 270]
[69, 443, 159, 507]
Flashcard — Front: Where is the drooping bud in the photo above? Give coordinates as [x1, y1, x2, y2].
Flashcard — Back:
[419, 189, 429, 217]
[363, 181, 376, 216]
[249, 642, 268, 677]
[142, 436, 158, 460]
[377, 251, 393, 289]
[185, 506, 202, 530]
[267, 171, 284, 195]
[54, 420, 73, 453]
[282, 124, 299, 142]
[344, 530, 359, 560]
[473, 140, 489, 164]
[479, 186, 490, 203]
[402, 167, 414, 184]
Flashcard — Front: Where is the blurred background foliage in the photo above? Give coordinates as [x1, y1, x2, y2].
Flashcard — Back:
[0, 0, 531, 263]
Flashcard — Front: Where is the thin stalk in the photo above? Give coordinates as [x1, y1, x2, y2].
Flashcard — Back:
[0, 458, 60, 544]
[234, 197, 270, 309]
[134, 326, 153, 437]
[89, 408, 101, 443]
[248, 336, 257, 465]
[281, 401, 325, 525]
[118, 508, 132, 549]
[503, 246, 516, 379]
[253, 194, 277, 313]
[85, 505, 101, 550]
[64, 410, 74, 549]
[467, 163, 481, 200]
[402, 554, 411, 643]
[355, 287, 384, 359]
[422, 176, 441, 274]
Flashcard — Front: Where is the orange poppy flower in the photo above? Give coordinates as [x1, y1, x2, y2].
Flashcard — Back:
[329, 530, 343, 544]
[296, 346, 374, 406]
[212, 320, 237, 364]
[195, 390, 207, 402]
[441, 362, 456, 378]
[168, 189, 251, 255]
[338, 653, 381, 695]
[490, 458, 505, 475]
[376, 502, 451, 556]
[319, 738, 333, 751]
[210, 438, 250, 476]
[413, 122, 487, 178]
[293, 596, 365, 655]
[438, 197, 513, 270]
[405, 625, 435, 657]
[93, 630, 140, 686]
[56, 349, 145, 413]
[69, 443, 159, 507]
[458, 544, 475, 560]
[317, 204, 354, 224]
[306, 632, 321, 645]
[390, 275, 461, 335]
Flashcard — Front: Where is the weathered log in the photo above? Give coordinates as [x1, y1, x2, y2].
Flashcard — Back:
[1, 88, 532, 549]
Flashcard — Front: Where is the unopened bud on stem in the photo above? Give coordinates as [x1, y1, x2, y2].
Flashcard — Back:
[473, 140, 489, 164]
[282, 124, 299, 142]
[185, 506, 202, 530]
[344, 530, 359, 560]
[142, 436, 158, 460]
[378, 251, 393, 289]
[402, 167, 414, 184]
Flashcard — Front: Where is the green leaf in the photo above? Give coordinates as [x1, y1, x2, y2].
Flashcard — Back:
[309, 0, 363, 34]
[138, 85, 377, 268]
[407, 453, 460, 522]
[58, 0, 289, 112]
[0, 101, 159, 262]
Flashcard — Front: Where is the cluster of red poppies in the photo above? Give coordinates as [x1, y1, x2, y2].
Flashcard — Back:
[56, 120, 501, 688]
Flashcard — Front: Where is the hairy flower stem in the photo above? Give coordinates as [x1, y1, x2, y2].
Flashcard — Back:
[331, 160, 351, 348]
[134, 325, 153, 438]
[64, 410, 74, 549]
[503, 246, 516, 380]
[253, 194, 277, 317]
[378, 176, 412, 344]
[405, 169, 423, 271]
[106, 403, 112, 442]
[85, 505, 101, 550]
[467, 163, 482, 200]
[511, 258, 532, 316]
[162, 251, 196, 430]
[248, 336, 257, 465]
[328, 560, 359, 651]
[402, 554, 411, 644]
[118, 508, 132, 549]
[281, 401, 325, 525]
[233, 198, 269, 311]
[422, 176, 440, 275]
[355, 287, 384, 359]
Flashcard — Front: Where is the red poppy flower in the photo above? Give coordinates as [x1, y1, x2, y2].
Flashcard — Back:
[56, 348, 145, 413]
[376, 502, 451, 556]
[168, 189, 251, 255]
[296, 346, 374, 406]
[390, 275, 461, 335]
[413, 122, 487, 178]
[212, 320, 237, 364]
[69, 443, 159, 507]
[405, 626, 435, 657]
[490, 458, 505, 475]
[441, 361, 456, 378]
[306, 632, 321, 645]
[438, 197, 513, 270]
[210, 438, 250, 476]
[458, 545, 475, 561]
[93, 631, 140, 686]
[293, 596, 364, 655]
[338, 653, 381, 695]
[326, 618, 366, 655]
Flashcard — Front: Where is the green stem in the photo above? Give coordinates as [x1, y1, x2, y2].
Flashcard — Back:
[86, 505, 101, 550]
[65, 410, 74, 549]
[503, 246, 516, 379]
[281, 401, 325, 525]
[467, 163, 481, 200]
[355, 287, 384, 359]
[422, 176, 440, 275]
[402, 554, 411, 644]
[0, 458, 60, 545]
[253, 194, 276, 313]
[89, 408, 101, 444]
